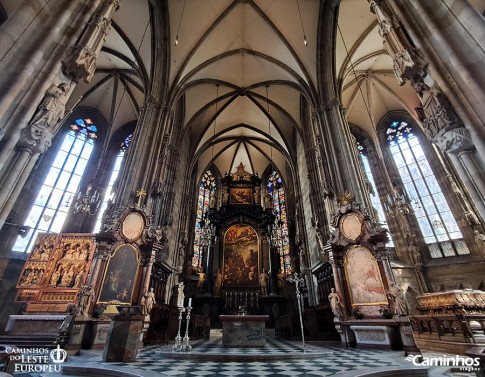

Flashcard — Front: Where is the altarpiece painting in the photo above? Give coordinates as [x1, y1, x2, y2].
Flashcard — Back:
[223, 224, 259, 287]
[99, 244, 139, 303]
[344, 245, 387, 306]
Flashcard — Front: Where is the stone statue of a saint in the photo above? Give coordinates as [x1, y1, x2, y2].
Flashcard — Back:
[387, 282, 408, 316]
[77, 285, 95, 316]
[197, 269, 206, 294]
[212, 269, 223, 296]
[328, 288, 343, 318]
[259, 269, 269, 296]
[209, 191, 217, 208]
[254, 187, 261, 205]
[315, 227, 326, 251]
[140, 287, 156, 316]
[222, 188, 229, 205]
[176, 282, 185, 308]
[263, 192, 272, 210]
[474, 230, 485, 250]
[29, 83, 71, 130]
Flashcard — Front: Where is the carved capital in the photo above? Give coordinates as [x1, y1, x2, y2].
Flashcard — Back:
[432, 127, 474, 155]
[393, 48, 429, 96]
[62, 45, 97, 83]
[16, 124, 53, 154]
[325, 97, 341, 111]
[95, 247, 111, 260]
[146, 95, 161, 109]
[421, 91, 461, 139]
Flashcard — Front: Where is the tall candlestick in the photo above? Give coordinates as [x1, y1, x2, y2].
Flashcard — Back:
[188, 298, 192, 307]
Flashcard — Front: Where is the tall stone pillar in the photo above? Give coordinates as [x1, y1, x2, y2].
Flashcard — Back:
[0, 118, 56, 228]
[0, 0, 104, 151]
[0, 0, 121, 229]
[369, 0, 485, 221]
[114, 97, 165, 210]
[320, 100, 373, 212]
[388, 0, 485, 148]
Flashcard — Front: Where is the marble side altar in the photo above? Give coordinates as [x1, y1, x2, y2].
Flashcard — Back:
[220, 315, 269, 347]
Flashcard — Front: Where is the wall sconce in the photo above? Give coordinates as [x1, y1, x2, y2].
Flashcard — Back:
[73, 184, 101, 215]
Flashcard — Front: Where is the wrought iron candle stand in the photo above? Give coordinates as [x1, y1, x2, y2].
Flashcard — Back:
[172, 307, 185, 351]
[180, 304, 192, 351]
[288, 272, 306, 351]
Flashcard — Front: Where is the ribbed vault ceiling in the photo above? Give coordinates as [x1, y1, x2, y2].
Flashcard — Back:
[3, 0, 485, 183]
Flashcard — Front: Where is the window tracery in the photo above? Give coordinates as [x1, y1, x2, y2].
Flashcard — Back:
[267, 171, 291, 274]
[13, 118, 98, 253]
[386, 120, 469, 257]
[192, 170, 216, 269]
[94, 133, 132, 232]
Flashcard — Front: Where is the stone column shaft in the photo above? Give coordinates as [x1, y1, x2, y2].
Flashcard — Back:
[0, 1, 96, 137]
[371, 0, 485, 221]
[322, 103, 371, 209]
[115, 99, 164, 208]
[458, 152, 485, 205]
[0, 151, 37, 228]
[387, 0, 485, 150]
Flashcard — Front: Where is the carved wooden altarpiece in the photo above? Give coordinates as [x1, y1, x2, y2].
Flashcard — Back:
[15, 233, 96, 312]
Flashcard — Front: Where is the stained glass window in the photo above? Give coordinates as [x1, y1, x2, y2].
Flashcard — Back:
[267, 171, 291, 275]
[355, 140, 393, 247]
[192, 171, 216, 269]
[12, 118, 97, 253]
[387, 120, 468, 257]
[94, 133, 132, 232]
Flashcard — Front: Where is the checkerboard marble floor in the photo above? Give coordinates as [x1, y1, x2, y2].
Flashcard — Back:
[10, 334, 481, 377]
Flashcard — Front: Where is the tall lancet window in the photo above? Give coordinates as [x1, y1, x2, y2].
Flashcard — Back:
[267, 171, 291, 274]
[192, 170, 216, 270]
[355, 140, 393, 247]
[13, 118, 98, 253]
[94, 134, 132, 232]
[386, 120, 468, 257]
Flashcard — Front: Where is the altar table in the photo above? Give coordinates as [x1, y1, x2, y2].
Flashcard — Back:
[219, 315, 269, 347]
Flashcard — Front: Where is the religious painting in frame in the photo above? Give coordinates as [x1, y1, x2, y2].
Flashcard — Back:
[344, 245, 388, 306]
[229, 187, 253, 205]
[223, 224, 259, 287]
[99, 244, 139, 304]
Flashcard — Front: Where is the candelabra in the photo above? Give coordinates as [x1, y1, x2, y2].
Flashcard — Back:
[287, 272, 306, 351]
[181, 301, 192, 352]
[73, 184, 101, 215]
[173, 298, 193, 352]
[172, 307, 185, 351]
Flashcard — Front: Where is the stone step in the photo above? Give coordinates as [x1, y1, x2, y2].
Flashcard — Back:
[0, 335, 58, 349]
